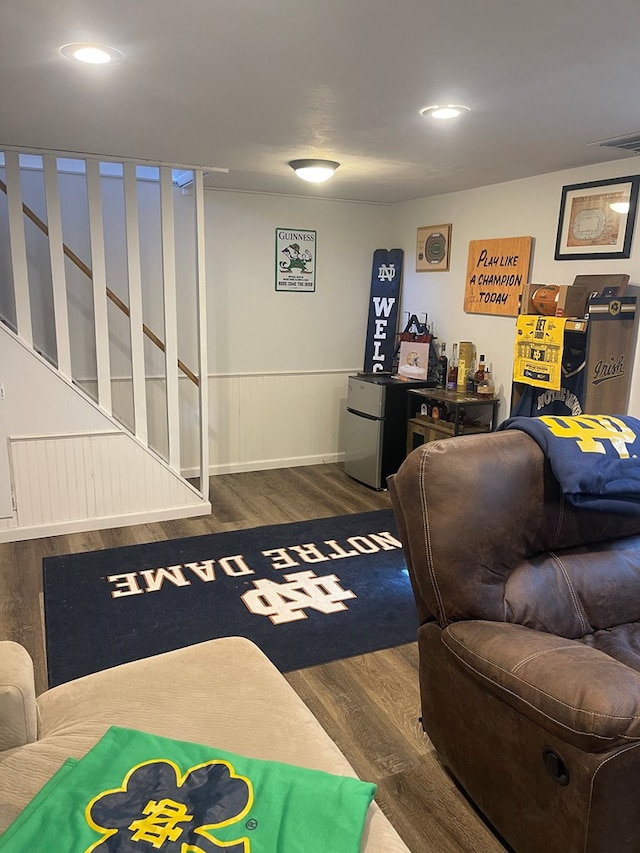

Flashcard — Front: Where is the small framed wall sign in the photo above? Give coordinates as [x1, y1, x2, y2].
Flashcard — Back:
[554, 176, 640, 260]
[416, 224, 451, 272]
[275, 228, 317, 291]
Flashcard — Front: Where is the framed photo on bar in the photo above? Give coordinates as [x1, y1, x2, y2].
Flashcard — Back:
[554, 176, 639, 260]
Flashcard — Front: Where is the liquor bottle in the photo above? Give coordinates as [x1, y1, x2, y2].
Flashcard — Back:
[465, 370, 475, 394]
[477, 367, 496, 396]
[457, 341, 473, 393]
[447, 343, 458, 391]
[473, 354, 486, 392]
[436, 342, 448, 389]
[456, 354, 467, 392]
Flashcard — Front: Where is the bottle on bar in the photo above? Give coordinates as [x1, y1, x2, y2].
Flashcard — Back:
[436, 342, 448, 389]
[447, 343, 458, 391]
[465, 370, 475, 394]
[477, 366, 496, 396]
[473, 354, 486, 392]
[456, 353, 467, 392]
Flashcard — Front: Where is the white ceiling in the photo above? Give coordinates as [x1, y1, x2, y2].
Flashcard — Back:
[2, 0, 640, 204]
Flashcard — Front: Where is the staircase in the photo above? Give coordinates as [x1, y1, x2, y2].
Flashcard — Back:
[0, 149, 211, 541]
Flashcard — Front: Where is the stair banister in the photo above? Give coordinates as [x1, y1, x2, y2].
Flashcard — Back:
[0, 177, 199, 387]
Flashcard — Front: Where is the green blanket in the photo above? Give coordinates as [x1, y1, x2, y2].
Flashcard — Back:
[0, 726, 376, 852]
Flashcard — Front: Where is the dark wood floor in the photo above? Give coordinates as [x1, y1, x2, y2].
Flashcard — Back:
[0, 463, 504, 853]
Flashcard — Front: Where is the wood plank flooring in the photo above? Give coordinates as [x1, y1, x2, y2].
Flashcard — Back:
[0, 463, 505, 853]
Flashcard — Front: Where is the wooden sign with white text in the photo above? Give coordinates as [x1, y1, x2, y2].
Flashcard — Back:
[464, 236, 533, 316]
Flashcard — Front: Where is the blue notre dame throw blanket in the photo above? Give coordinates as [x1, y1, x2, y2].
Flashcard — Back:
[497, 414, 640, 514]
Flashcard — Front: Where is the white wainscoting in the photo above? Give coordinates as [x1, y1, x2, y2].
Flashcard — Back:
[0, 369, 353, 541]
[204, 369, 352, 475]
[3, 430, 210, 542]
[109, 369, 353, 477]
[0, 385, 13, 520]
[201, 369, 353, 476]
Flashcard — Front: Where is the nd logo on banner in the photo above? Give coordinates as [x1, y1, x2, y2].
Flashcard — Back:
[363, 249, 403, 373]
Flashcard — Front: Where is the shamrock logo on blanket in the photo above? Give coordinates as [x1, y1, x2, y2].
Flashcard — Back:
[85, 758, 253, 852]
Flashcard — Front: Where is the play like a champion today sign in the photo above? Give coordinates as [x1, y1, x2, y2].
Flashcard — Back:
[275, 228, 317, 292]
[464, 235, 532, 316]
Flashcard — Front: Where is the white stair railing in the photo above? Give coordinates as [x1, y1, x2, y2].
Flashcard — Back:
[0, 149, 209, 501]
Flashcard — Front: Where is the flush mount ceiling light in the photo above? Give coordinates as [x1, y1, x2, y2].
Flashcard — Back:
[420, 104, 471, 120]
[289, 159, 340, 183]
[59, 43, 124, 64]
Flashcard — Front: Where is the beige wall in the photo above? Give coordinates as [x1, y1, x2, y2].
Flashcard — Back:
[391, 157, 640, 421]
[4, 156, 640, 478]
[205, 189, 391, 374]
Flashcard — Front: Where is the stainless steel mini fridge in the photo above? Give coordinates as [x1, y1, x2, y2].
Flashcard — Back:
[344, 374, 434, 489]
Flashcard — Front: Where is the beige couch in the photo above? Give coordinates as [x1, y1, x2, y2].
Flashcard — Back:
[0, 636, 409, 851]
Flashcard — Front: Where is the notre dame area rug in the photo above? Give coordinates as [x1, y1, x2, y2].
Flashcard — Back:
[43, 509, 417, 688]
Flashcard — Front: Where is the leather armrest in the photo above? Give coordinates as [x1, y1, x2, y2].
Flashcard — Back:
[442, 621, 640, 753]
[0, 641, 38, 750]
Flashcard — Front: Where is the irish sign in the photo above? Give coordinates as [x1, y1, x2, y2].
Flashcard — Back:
[464, 236, 533, 316]
[275, 228, 317, 292]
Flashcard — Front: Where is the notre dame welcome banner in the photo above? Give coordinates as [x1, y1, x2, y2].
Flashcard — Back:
[0, 726, 376, 852]
[43, 510, 416, 687]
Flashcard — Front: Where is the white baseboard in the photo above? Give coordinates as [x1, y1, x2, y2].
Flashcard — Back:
[180, 451, 345, 479]
[0, 502, 212, 544]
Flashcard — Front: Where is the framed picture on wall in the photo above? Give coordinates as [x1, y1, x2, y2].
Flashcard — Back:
[554, 176, 640, 260]
[275, 228, 317, 291]
[416, 224, 451, 272]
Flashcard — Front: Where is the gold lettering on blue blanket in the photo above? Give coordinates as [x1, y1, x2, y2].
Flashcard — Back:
[539, 415, 637, 458]
[129, 798, 193, 846]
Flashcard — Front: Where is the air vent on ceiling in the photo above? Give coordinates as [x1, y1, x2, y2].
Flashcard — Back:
[590, 132, 640, 154]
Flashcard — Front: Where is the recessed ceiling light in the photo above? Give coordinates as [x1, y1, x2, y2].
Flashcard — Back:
[59, 43, 123, 64]
[420, 104, 471, 120]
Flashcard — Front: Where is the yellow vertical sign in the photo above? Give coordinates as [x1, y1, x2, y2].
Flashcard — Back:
[513, 315, 567, 389]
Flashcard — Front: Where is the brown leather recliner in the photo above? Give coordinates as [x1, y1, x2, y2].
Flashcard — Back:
[388, 429, 640, 853]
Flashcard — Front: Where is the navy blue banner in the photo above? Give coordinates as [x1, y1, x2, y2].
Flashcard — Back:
[363, 248, 403, 372]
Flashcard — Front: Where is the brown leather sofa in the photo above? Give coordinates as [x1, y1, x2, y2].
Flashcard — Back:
[388, 429, 640, 853]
